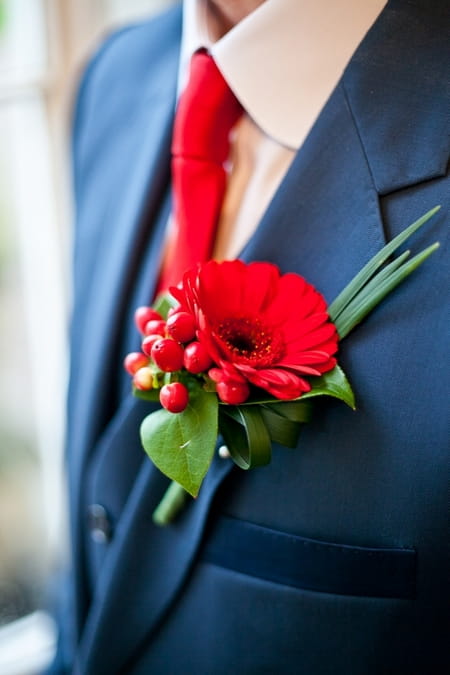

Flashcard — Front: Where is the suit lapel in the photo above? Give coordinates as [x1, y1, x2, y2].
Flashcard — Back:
[76, 0, 449, 670]
[341, 0, 450, 195]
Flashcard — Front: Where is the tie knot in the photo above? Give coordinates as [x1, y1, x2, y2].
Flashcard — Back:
[172, 50, 243, 164]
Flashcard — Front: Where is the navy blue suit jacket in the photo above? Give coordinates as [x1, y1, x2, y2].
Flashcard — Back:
[51, 0, 450, 672]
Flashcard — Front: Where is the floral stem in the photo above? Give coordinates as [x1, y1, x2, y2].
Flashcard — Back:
[152, 481, 191, 526]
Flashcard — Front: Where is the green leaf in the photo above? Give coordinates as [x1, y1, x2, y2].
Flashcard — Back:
[259, 405, 307, 447]
[219, 406, 272, 470]
[264, 400, 313, 424]
[301, 365, 356, 409]
[328, 205, 440, 322]
[153, 292, 177, 320]
[140, 383, 218, 497]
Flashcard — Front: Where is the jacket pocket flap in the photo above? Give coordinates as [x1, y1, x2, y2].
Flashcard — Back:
[200, 516, 416, 599]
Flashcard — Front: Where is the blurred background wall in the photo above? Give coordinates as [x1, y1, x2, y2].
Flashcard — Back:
[0, 1, 175, 672]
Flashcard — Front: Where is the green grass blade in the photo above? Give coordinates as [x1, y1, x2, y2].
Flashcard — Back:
[328, 205, 441, 322]
[336, 243, 439, 338]
[334, 249, 411, 336]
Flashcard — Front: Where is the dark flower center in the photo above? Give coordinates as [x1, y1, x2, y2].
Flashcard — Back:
[216, 317, 283, 365]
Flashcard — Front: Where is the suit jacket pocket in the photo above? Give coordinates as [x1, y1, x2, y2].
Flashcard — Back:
[200, 516, 416, 599]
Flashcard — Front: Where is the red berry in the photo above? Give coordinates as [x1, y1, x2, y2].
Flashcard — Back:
[142, 334, 163, 357]
[133, 366, 154, 391]
[123, 352, 149, 375]
[216, 380, 250, 405]
[144, 319, 166, 337]
[134, 307, 162, 334]
[160, 382, 189, 413]
[166, 311, 197, 343]
[151, 338, 184, 372]
[183, 341, 213, 374]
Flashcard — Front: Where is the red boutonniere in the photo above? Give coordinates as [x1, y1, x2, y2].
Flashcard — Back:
[124, 207, 440, 525]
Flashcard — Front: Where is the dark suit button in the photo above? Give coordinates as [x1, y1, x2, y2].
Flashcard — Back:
[87, 504, 112, 543]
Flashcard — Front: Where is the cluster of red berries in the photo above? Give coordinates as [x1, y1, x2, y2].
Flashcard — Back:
[123, 306, 213, 413]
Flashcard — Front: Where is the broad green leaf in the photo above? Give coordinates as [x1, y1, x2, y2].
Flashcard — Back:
[328, 205, 440, 321]
[140, 383, 218, 497]
[301, 365, 356, 409]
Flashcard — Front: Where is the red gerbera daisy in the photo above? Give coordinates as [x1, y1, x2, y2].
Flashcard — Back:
[171, 260, 338, 402]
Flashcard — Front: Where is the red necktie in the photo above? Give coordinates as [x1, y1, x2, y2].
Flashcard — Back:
[157, 50, 243, 293]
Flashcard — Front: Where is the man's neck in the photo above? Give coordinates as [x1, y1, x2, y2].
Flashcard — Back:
[208, 0, 266, 37]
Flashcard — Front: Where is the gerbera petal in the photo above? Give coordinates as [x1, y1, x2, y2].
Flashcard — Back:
[285, 323, 338, 352]
[197, 325, 223, 364]
[264, 381, 310, 399]
[244, 367, 311, 399]
[240, 262, 280, 313]
[306, 340, 339, 358]
[174, 259, 339, 401]
[283, 312, 332, 342]
[279, 350, 337, 367]
[242, 366, 297, 386]
[264, 274, 307, 324]
[279, 364, 323, 376]
[198, 260, 246, 319]
[208, 365, 247, 384]
[168, 286, 185, 306]
[294, 289, 328, 320]
[285, 357, 337, 375]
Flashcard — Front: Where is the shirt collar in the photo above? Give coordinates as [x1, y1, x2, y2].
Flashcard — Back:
[178, 0, 213, 93]
[180, 0, 386, 150]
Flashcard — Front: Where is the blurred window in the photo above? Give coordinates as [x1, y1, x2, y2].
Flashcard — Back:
[0, 0, 174, 671]
[0, 0, 66, 630]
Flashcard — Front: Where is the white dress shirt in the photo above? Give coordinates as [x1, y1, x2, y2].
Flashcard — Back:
[179, 0, 387, 260]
